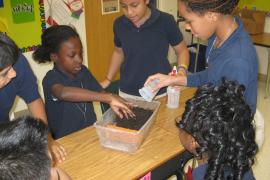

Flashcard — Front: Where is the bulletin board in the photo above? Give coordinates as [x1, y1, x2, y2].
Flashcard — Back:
[238, 0, 270, 12]
[0, 0, 45, 52]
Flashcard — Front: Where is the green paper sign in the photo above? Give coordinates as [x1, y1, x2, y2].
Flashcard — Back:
[10, 0, 35, 24]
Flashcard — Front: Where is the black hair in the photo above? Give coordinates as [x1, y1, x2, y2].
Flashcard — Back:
[179, 0, 239, 15]
[0, 33, 19, 70]
[0, 116, 51, 180]
[177, 79, 258, 180]
[33, 25, 81, 63]
[148, 0, 156, 8]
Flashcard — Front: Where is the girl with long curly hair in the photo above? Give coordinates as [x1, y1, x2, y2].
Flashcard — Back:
[177, 79, 258, 179]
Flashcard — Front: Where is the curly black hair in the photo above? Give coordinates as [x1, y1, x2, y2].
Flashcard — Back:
[179, 0, 239, 14]
[33, 25, 81, 63]
[177, 79, 258, 180]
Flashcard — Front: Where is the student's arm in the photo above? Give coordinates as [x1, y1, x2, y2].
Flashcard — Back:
[50, 167, 71, 180]
[173, 41, 190, 75]
[27, 98, 67, 163]
[187, 69, 209, 87]
[51, 84, 134, 118]
[27, 98, 47, 124]
[145, 73, 187, 92]
[100, 47, 124, 88]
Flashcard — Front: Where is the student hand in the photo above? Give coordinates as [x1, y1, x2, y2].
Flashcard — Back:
[109, 94, 135, 119]
[178, 68, 187, 76]
[51, 167, 72, 180]
[100, 79, 111, 89]
[144, 73, 174, 92]
[145, 73, 187, 92]
[48, 140, 67, 164]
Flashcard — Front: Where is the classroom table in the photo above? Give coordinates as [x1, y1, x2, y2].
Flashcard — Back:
[56, 88, 197, 180]
[250, 32, 270, 98]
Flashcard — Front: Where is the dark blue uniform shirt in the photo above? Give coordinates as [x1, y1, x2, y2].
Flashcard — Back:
[0, 54, 40, 122]
[42, 65, 102, 139]
[114, 8, 183, 96]
[187, 17, 258, 112]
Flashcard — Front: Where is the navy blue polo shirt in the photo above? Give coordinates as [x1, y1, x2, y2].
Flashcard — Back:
[187, 17, 258, 112]
[42, 65, 102, 139]
[0, 54, 40, 122]
[114, 8, 183, 96]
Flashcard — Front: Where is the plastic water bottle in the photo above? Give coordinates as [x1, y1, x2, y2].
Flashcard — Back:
[139, 79, 160, 102]
[166, 86, 180, 109]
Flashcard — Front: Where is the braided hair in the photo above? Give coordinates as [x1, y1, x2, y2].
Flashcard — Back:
[177, 79, 258, 180]
[33, 25, 81, 63]
[179, 0, 239, 14]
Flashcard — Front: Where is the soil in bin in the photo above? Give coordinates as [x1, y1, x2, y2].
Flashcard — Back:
[113, 107, 153, 130]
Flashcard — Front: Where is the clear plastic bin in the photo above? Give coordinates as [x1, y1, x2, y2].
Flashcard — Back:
[94, 99, 161, 153]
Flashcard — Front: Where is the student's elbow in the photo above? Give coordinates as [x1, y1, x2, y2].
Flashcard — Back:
[51, 84, 67, 101]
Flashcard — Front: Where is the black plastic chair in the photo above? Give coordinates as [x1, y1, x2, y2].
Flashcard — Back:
[139, 150, 194, 180]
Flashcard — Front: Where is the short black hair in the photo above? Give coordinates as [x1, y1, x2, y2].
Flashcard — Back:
[177, 79, 258, 180]
[179, 0, 239, 14]
[0, 116, 51, 180]
[0, 33, 19, 70]
[33, 25, 81, 63]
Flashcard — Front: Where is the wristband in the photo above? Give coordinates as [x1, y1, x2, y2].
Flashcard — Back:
[106, 76, 112, 82]
[179, 63, 188, 70]
[177, 66, 188, 75]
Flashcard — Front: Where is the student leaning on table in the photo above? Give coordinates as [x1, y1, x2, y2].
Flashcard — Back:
[145, 0, 258, 113]
[100, 0, 189, 99]
[177, 79, 257, 179]
[0, 116, 71, 180]
[33, 25, 134, 140]
[0, 33, 66, 163]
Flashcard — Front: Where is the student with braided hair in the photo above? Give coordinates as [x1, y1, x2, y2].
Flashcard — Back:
[145, 0, 258, 113]
[177, 79, 258, 180]
[33, 25, 134, 139]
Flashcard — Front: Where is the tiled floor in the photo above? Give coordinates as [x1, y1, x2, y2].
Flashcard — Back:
[253, 81, 270, 180]
[93, 81, 270, 179]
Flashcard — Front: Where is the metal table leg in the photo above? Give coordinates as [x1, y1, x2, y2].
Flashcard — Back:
[264, 48, 270, 98]
[194, 40, 200, 72]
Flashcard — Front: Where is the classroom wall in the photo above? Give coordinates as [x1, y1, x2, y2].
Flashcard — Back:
[10, 0, 87, 115]
[239, 0, 270, 12]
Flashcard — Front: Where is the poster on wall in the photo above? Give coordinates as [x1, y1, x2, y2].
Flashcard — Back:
[46, 0, 84, 26]
[101, 0, 119, 15]
[0, 0, 45, 52]
[11, 0, 35, 24]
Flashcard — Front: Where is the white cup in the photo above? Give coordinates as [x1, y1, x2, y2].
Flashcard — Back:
[166, 86, 180, 108]
[139, 79, 159, 102]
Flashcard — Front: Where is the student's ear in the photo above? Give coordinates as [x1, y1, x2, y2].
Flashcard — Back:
[190, 137, 199, 155]
[205, 12, 218, 22]
[50, 53, 58, 62]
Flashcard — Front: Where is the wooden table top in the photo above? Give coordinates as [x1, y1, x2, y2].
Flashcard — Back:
[57, 87, 197, 180]
[250, 32, 270, 48]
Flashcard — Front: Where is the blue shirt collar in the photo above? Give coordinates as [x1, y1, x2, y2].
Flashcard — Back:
[53, 64, 84, 82]
[209, 16, 244, 50]
[122, 7, 160, 28]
